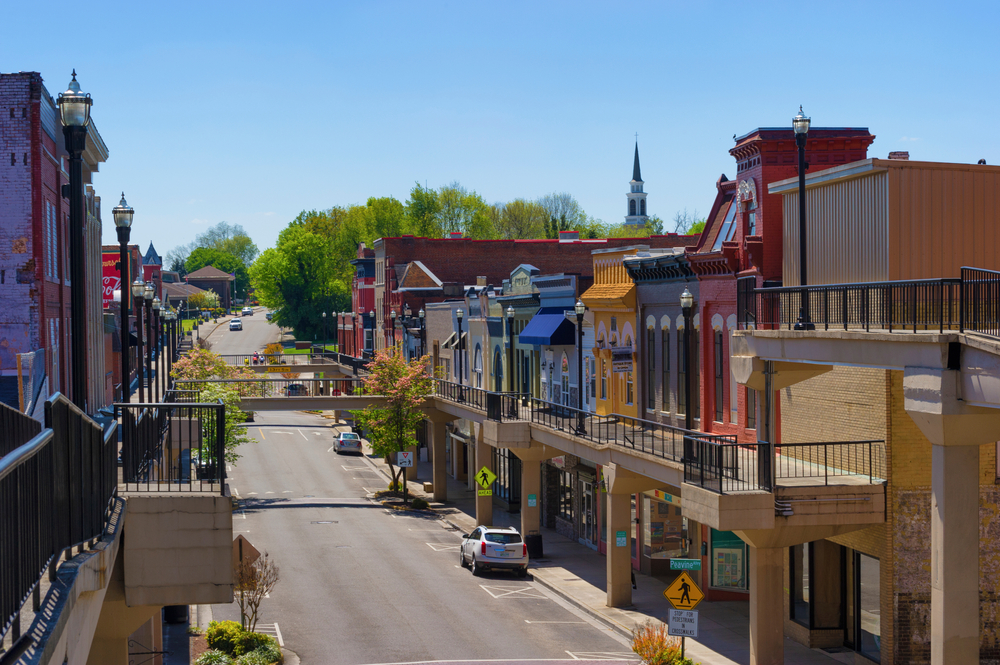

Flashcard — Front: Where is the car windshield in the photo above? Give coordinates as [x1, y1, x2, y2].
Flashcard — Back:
[484, 533, 522, 544]
[341, 433, 359, 439]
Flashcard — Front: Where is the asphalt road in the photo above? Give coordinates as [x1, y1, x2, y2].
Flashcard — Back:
[201, 307, 280, 356]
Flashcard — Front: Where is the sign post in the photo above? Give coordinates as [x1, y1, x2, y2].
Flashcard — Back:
[476, 466, 496, 496]
[664, 570, 704, 659]
[396, 451, 414, 467]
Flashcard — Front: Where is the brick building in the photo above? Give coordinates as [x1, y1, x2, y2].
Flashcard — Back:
[184, 265, 234, 310]
[0, 71, 109, 414]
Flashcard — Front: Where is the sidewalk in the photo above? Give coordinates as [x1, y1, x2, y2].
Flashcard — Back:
[364, 446, 850, 665]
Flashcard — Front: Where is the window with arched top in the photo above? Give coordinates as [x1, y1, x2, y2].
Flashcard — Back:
[629, 199, 636, 216]
[474, 344, 483, 388]
[640, 199, 646, 216]
[561, 354, 570, 406]
[494, 347, 503, 392]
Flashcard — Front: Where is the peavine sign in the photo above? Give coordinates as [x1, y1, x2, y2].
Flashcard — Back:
[102, 252, 121, 309]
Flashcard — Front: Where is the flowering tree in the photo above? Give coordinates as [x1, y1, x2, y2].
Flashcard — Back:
[352, 346, 432, 501]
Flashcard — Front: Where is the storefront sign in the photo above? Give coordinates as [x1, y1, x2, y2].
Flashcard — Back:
[670, 559, 701, 571]
[667, 610, 699, 637]
[101, 253, 120, 309]
[611, 346, 633, 373]
[550, 456, 566, 469]
[615, 530, 627, 547]
[650, 489, 680, 505]
[527, 494, 537, 508]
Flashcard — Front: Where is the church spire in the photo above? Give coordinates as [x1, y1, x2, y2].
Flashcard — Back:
[632, 141, 642, 182]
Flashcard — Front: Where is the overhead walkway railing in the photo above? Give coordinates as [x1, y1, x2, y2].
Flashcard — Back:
[176, 377, 368, 398]
[218, 352, 370, 373]
[683, 438, 886, 494]
[0, 395, 117, 648]
[738, 266, 1000, 336]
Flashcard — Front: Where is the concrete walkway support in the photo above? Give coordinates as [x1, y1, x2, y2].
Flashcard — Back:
[430, 419, 449, 502]
[748, 547, 784, 665]
[603, 463, 660, 608]
[511, 443, 559, 541]
[88, 555, 160, 665]
[475, 436, 493, 526]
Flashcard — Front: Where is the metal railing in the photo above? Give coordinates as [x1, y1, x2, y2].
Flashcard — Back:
[116, 401, 226, 494]
[434, 379, 488, 411]
[684, 439, 772, 493]
[773, 440, 886, 485]
[1, 394, 117, 645]
[486, 392, 526, 421]
[175, 377, 368, 398]
[739, 267, 1000, 340]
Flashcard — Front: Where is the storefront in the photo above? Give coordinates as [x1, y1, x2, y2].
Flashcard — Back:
[710, 528, 748, 591]
[641, 489, 691, 576]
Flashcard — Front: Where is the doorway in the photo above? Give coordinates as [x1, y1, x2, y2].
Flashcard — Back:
[579, 479, 597, 550]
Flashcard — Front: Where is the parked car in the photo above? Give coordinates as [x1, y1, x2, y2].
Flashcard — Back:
[242, 306, 253, 316]
[284, 383, 309, 396]
[229, 318, 243, 331]
[334, 431, 362, 455]
[460, 526, 528, 577]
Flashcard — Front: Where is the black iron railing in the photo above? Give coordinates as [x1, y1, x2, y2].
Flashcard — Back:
[435, 379, 488, 411]
[486, 392, 526, 421]
[739, 267, 1000, 339]
[684, 439, 772, 493]
[773, 440, 886, 485]
[1, 394, 117, 645]
[176, 377, 368, 398]
[116, 401, 226, 494]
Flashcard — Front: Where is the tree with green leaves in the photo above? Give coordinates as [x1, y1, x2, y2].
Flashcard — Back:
[351, 347, 433, 504]
[186, 248, 251, 299]
[406, 183, 442, 238]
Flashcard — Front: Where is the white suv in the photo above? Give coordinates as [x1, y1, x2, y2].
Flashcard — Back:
[229, 318, 242, 331]
[460, 526, 528, 577]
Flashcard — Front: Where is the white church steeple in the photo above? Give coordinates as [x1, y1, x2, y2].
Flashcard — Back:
[624, 141, 648, 227]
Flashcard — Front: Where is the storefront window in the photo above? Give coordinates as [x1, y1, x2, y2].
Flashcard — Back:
[791, 543, 810, 625]
[643, 492, 687, 559]
[558, 471, 574, 521]
[858, 554, 881, 662]
[710, 529, 747, 590]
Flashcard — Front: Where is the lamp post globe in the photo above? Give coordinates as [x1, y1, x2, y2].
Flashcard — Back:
[390, 310, 397, 347]
[793, 105, 814, 330]
[56, 70, 92, 127]
[418, 308, 426, 358]
[132, 279, 145, 299]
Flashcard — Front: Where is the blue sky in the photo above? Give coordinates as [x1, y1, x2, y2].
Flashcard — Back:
[4, 1, 998, 256]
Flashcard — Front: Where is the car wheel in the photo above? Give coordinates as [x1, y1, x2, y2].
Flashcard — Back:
[517, 567, 528, 578]
[459, 548, 467, 568]
[471, 556, 482, 576]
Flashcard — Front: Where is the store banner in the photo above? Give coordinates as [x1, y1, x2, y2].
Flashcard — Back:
[611, 346, 633, 373]
[102, 252, 120, 309]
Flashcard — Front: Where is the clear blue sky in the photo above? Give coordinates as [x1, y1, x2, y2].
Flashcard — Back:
[4, 1, 998, 257]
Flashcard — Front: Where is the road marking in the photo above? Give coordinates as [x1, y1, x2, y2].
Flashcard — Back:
[298, 430, 308, 440]
[265, 491, 275, 494]
[327, 445, 335, 452]
[282, 490, 292, 493]
[272, 431, 292, 435]
[227, 465, 232, 473]
[479, 585, 546, 599]
[247, 492, 258, 496]
[342, 466, 368, 471]
[566, 653, 638, 661]
[231, 487, 239, 497]
[257, 429, 266, 440]
[426, 543, 460, 552]
[525, 620, 586, 624]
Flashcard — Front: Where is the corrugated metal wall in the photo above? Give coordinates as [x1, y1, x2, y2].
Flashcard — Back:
[783, 171, 889, 286]
[888, 164, 1000, 280]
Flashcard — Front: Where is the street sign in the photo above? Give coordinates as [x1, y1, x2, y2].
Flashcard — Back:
[475, 466, 497, 489]
[232, 535, 260, 570]
[266, 365, 290, 373]
[667, 610, 699, 637]
[663, 571, 704, 610]
[527, 493, 537, 507]
[396, 451, 414, 467]
[478, 489, 492, 496]
[670, 558, 701, 571]
[615, 530, 627, 547]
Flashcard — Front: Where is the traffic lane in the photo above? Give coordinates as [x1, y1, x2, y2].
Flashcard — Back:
[219, 413, 632, 664]
[206, 308, 279, 356]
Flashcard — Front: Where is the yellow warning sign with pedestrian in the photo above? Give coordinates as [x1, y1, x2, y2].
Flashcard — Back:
[663, 571, 704, 610]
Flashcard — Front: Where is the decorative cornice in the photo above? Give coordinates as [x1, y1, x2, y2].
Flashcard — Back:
[624, 255, 694, 283]
[688, 251, 736, 277]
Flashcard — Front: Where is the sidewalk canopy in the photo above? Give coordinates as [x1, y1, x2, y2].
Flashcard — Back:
[518, 307, 577, 346]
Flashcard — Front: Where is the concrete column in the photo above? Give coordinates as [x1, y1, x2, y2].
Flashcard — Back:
[431, 419, 448, 502]
[749, 546, 784, 665]
[931, 444, 980, 665]
[475, 438, 493, 526]
[331, 409, 340, 425]
[606, 491, 632, 608]
[519, 457, 541, 538]
[405, 445, 418, 481]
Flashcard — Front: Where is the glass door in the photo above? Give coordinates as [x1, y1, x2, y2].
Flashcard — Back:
[579, 480, 596, 549]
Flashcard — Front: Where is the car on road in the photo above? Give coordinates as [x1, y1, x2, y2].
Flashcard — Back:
[265, 312, 273, 321]
[460, 526, 528, 577]
[229, 318, 243, 331]
[334, 431, 362, 454]
[284, 383, 309, 396]
[242, 306, 253, 316]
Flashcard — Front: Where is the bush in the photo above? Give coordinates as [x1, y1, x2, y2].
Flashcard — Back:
[206, 620, 243, 655]
[388, 481, 402, 491]
[630, 620, 697, 665]
[236, 632, 278, 657]
[238, 641, 282, 665]
[412, 498, 429, 509]
[197, 650, 234, 665]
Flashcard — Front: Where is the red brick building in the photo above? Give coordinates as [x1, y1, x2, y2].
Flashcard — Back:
[0, 72, 109, 413]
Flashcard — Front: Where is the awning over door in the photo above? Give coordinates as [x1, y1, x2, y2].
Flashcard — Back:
[518, 307, 577, 346]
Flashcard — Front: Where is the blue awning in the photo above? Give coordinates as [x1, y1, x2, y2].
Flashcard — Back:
[518, 307, 577, 346]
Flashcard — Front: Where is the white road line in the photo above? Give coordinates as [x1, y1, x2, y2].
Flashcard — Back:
[479, 585, 546, 599]
[282, 490, 292, 493]
[327, 445, 335, 452]
[273, 623, 284, 647]
[231, 487, 239, 497]
[525, 620, 586, 624]
[298, 430, 308, 440]
[265, 491, 275, 494]
[247, 492, 258, 496]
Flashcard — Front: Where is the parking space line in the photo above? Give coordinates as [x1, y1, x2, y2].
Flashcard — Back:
[479, 585, 547, 599]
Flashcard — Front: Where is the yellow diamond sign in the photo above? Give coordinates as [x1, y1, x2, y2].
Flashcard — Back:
[663, 571, 704, 610]
[475, 466, 497, 490]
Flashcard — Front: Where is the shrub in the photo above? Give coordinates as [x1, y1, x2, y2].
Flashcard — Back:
[630, 620, 696, 665]
[238, 641, 282, 665]
[206, 620, 243, 655]
[388, 481, 401, 491]
[197, 650, 234, 665]
[412, 498, 429, 509]
[236, 632, 278, 657]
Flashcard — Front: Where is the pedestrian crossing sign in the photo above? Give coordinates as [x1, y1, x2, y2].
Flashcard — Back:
[663, 571, 703, 610]
[476, 466, 497, 490]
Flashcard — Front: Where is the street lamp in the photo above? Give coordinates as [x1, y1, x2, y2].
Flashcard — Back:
[680, 287, 694, 431]
[58, 70, 93, 410]
[368, 310, 375, 357]
[793, 106, 814, 331]
[143, 283, 154, 403]
[132, 279, 146, 402]
[418, 308, 426, 358]
[575, 300, 586, 435]
[112, 193, 134, 401]
[322, 311, 327, 356]
[456, 308, 464, 399]
[390, 309, 397, 350]
[506, 306, 515, 394]
[152, 296, 161, 403]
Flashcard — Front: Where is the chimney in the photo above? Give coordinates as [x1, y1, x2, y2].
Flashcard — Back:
[449, 231, 463, 239]
[887, 151, 910, 161]
[476, 276, 487, 287]
[559, 230, 580, 242]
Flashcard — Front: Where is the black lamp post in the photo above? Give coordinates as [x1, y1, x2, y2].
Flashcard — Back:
[143, 283, 154, 403]
[132, 279, 146, 402]
[322, 311, 327, 356]
[680, 287, 694, 431]
[793, 106, 815, 331]
[575, 300, 587, 435]
[390, 310, 397, 349]
[456, 308, 464, 399]
[57, 70, 93, 410]
[418, 308, 426, 358]
[506, 306, 515, 393]
[152, 295, 161, 403]
[112, 194, 134, 401]
[368, 310, 375, 357]
[163, 309, 175, 389]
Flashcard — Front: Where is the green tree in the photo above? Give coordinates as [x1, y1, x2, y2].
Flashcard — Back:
[688, 219, 707, 235]
[495, 199, 548, 239]
[188, 289, 221, 312]
[645, 215, 665, 235]
[186, 248, 251, 299]
[406, 183, 442, 238]
[195, 222, 260, 265]
[351, 347, 432, 503]
[366, 196, 408, 238]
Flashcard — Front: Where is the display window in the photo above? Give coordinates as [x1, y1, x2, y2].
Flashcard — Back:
[710, 529, 747, 590]
[642, 491, 688, 559]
